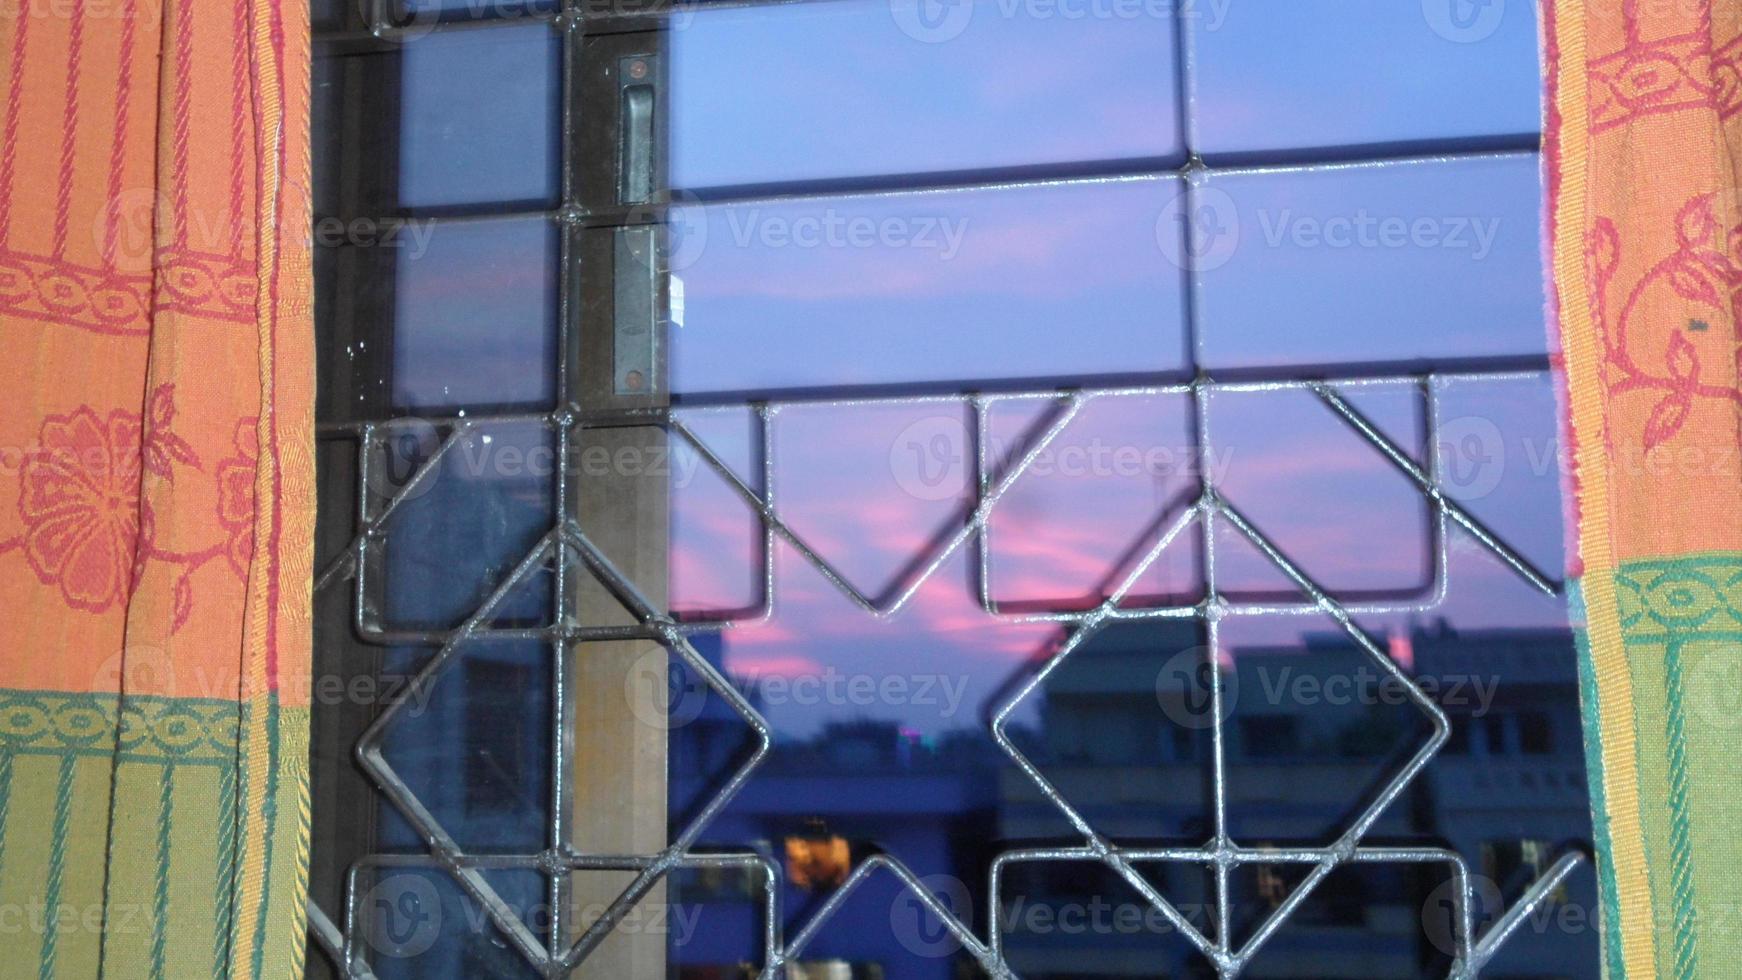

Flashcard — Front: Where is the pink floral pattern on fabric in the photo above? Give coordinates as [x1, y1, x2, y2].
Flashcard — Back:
[215, 418, 257, 578]
[4, 385, 244, 631]
[17, 405, 149, 613]
[1588, 194, 1742, 451]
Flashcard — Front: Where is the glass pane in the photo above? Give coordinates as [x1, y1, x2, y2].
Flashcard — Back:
[381, 421, 555, 631]
[670, 407, 766, 619]
[1194, 153, 1547, 372]
[1207, 383, 1432, 600]
[1190, 0, 1542, 160]
[377, 641, 553, 853]
[1433, 372, 1568, 576]
[355, 864, 545, 977]
[671, 0, 1183, 190]
[393, 216, 558, 412]
[393, 0, 559, 25]
[670, 178, 1191, 394]
[659, 374, 1594, 975]
[399, 25, 561, 209]
[983, 392, 1202, 611]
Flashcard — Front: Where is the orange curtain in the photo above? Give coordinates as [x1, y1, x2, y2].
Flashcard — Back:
[0, 0, 313, 974]
[1549, 0, 1742, 976]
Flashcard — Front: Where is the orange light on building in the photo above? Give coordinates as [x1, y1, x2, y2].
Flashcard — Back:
[785, 835, 852, 890]
[1388, 628, 1415, 671]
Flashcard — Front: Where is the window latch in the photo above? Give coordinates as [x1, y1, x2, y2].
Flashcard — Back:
[614, 52, 663, 399]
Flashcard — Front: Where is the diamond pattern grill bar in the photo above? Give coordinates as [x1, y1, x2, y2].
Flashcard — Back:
[308, 372, 1586, 978]
[309, 1, 1589, 976]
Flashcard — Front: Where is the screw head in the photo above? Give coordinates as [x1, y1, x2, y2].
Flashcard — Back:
[624, 370, 646, 391]
[628, 59, 649, 80]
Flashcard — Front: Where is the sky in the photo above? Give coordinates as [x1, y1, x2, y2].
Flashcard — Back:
[376, 0, 1559, 739]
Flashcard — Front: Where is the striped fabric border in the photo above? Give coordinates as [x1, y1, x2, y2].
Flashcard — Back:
[0, 692, 308, 980]
[1546, 2, 1656, 974]
[1548, 1, 1742, 976]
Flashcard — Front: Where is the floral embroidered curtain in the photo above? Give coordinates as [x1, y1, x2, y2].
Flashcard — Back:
[0, 0, 312, 974]
[1549, 0, 1742, 976]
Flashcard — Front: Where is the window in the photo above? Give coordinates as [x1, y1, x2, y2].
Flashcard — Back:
[1237, 716, 1298, 760]
[1485, 716, 1510, 757]
[307, 1, 1598, 977]
[1518, 710, 1555, 756]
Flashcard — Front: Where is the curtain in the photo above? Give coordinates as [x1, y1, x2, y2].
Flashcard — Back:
[1549, 0, 1742, 976]
[0, 0, 312, 973]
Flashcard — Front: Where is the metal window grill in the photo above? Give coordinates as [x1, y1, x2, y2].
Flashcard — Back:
[307, 3, 1589, 977]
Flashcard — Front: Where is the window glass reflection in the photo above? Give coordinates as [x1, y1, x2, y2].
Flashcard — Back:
[670, 179, 1192, 394]
[1207, 383, 1432, 600]
[983, 392, 1201, 611]
[672, 0, 1183, 191]
[381, 421, 554, 631]
[1194, 154, 1548, 373]
[1189, 0, 1541, 161]
[392, 217, 558, 412]
[399, 25, 561, 209]
[395, 0, 559, 25]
